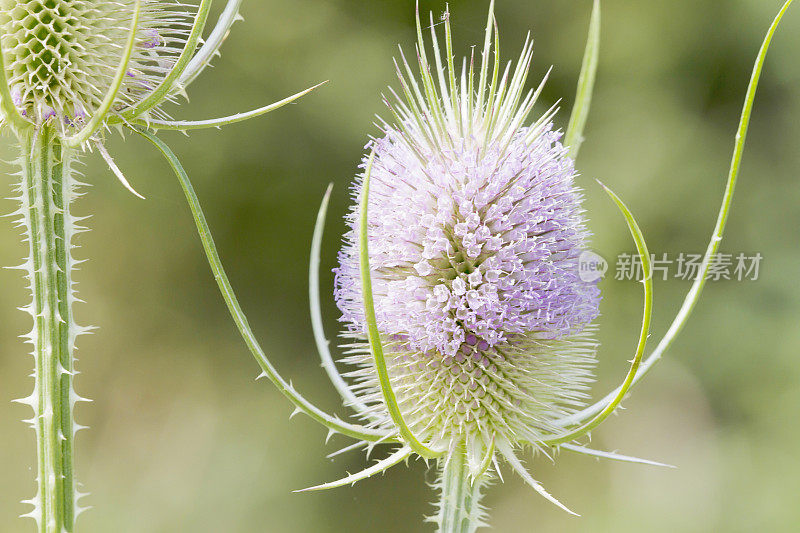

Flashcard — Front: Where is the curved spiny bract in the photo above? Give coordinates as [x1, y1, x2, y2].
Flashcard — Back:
[178, 0, 244, 88]
[557, 0, 797, 428]
[133, 127, 393, 445]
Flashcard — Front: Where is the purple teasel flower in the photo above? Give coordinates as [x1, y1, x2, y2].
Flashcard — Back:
[325, 2, 610, 519]
[141, 28, 162, 49]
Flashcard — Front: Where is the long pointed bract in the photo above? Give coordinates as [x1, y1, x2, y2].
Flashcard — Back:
[310, 184, 371, 414]
[497, 442, 578, 516]
[543, 181, 653, 446]
[565, 0, 601, 159]
[560, 443, 675, 468]
[359, 149, 443, 459]
[557, 0, 795, 427]
[131, 82, 326, 131]
[95, 142, 146, 200]
[179, 0, 244, 88]
[294, 447, 412, 492]
[133, 128, 392, 443]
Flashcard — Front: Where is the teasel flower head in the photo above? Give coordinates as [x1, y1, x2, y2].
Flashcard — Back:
[1, 0, 186, 128]
[294, 0, 658, 523]
[333, 17, 603, 465]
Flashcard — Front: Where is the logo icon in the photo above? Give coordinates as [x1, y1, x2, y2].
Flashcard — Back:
[578, 250, 608, 282]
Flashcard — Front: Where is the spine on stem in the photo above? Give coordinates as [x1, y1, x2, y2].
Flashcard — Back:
[14, 127, 91, 533]
[431, 445, 490, 533]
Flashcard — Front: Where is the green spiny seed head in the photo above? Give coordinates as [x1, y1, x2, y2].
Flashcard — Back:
[0, 0, 193, 128]
[342, 329, 598, 474]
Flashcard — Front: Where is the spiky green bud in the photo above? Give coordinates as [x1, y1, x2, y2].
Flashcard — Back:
[0, 0, 192, 130]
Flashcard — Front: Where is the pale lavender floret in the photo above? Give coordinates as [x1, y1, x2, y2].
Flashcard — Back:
[41, 105, 56, 121]
[11, 88, 26, 116]
[141, 29, 161, 49]
[64, 107, 87, 127]
[335, 123, 601, 357]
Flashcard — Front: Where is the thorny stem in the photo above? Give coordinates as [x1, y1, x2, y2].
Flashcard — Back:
[17, 127, 88, 532]
[434, 445, 488, 533]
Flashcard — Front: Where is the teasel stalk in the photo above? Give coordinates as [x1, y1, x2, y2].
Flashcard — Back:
[10, 125, 90, 532]
[1, 1, 321, 530]
[131, 0, 794, 531]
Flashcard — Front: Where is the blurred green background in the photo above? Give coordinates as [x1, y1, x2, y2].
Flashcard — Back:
[2, 0, 799, 531]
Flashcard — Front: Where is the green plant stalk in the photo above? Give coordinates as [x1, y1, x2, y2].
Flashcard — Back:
[434, 445, 488, 533]
[17, 127, 85, 533]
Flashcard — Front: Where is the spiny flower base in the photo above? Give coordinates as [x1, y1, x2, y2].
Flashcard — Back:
[342, 329, 597, 474]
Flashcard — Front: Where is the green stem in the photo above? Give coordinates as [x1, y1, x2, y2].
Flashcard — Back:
[18, 127, 82, 532]
[435, 446, 488, 533]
